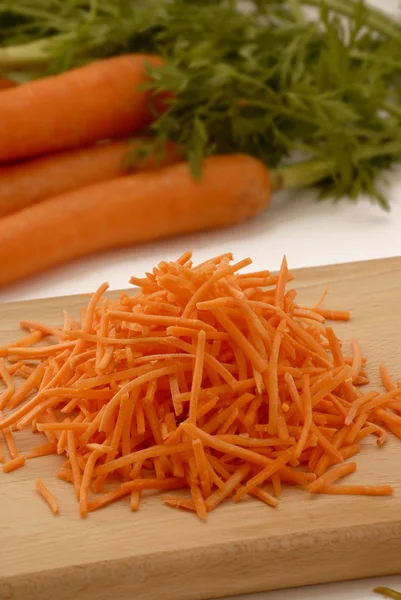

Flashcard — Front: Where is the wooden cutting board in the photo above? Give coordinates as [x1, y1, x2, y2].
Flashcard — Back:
[1, 257, 401, 600]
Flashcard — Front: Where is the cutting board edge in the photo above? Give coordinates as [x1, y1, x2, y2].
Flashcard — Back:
[3, 517, 401, 600]
[1, 255, 400, 309]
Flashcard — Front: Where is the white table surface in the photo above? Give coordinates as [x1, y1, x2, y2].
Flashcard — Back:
[1, 0, 400, 598]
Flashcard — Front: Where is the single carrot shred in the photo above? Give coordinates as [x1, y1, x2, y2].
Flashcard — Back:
[0, 252, 397, 517]
[0, 359, 15, 410]
[35, 478, 60, 515]
[188, 330, 206, 424]
[308, 462, 357, 493]
[2, 454, 26, 473]
[317, 484, 393, 496]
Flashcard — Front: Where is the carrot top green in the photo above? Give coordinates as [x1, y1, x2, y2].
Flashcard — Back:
[0, 0, 401, 206]
[374, 588, 401, 600]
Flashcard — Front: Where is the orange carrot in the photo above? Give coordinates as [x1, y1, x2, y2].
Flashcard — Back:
[190, 482, 208, 519]
[0, 155, 270, 287]
[80, 450, 102, 518]
[121, 478, 187, 492]
[189, 330, 206, 424]
[35, 478, 60, 515]
[235, 448, 294, 502]
[192, 439, 212, 498]
[0, 411, 18, 459]
[0, 54, 164, 163]
[162, 495, 196, 512]
[0, 139, 181, 218]
[313, 309, 350, 321]
[130, 489, 142, 512]
[0, 252, 396, 520]
[205, 464, 250, 511]
[0, 330, 43, 357]
[318, 484, 393, 496]
[2, 455, 26, 473]
[0, 359, 15, 409]
[27, 442, 57, 459]
[67, 431, 82, 500]
[0, 440, 5, 463]
[250, 487, 278, 507]
[379, 364, 397, 392]
[87, 487, 130, 512]
[294, 375, 312, 458]
[308, 462, 357, 493]
[7, 363, 45, 409]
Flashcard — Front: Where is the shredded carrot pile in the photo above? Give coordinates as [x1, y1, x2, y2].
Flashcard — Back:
[0, 252, 398, 518]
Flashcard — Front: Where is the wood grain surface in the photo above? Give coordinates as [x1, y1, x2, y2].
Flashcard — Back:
[1, 257, 401, 600]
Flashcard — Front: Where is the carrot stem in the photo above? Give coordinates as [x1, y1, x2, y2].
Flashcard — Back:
[373, 588, 401, 600]
[271, 141, 401, 193]
[0, 35, 72, 71]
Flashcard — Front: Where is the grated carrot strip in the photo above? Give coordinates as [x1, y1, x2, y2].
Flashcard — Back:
[318, 484, 393, 496]
[0, 359, 15, 409]
[212, 309, 267, 373]
[308, 462, 357, 493]
[275, 256, 289, 309]
[359, 388, 401, 415]
[107, 309, 217, 332]
[206, 464, 250, 512]
[235, 448, 294, 502]
[0, 252, 396, 520]
[294, 375, 312, 458]
[188, 330, 206, 424]
[99, 365, 175, 433]
[0, 419, 18, 459]
[35, 478, 59, 515]
[314, 426, 350, 476]
[0, 439, 5, 463]
[379, 364, 397, 392]
[130, 490, 142, 512]
[267, 323, 285, 435]
[344, 414, 368, 445]
[162, 495, 196, 512]
[190, 482, 207, 519]
[2, 454, 26, 473]
[250, 487, 278, 507]
[310, 422, 343, 463]
[271, 473, 282, 499]
[96, 442, 193, 476]
[313, 309, 350, 321]
[0, 330, 43, 357]
[293, 309, 326, 324]
[7, 342, 75, 359]
[67, 430, 82, 500]
[88, 486, 130, 512]
[26, 442, 57, 459]
[121, 478, 187, 492]
[203, 392, 254, 434]
[218, 408, 239, 435]
[192, 438, 211, 498]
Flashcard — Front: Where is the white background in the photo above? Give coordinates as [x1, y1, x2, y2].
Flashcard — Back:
[2, 0, 401, 599]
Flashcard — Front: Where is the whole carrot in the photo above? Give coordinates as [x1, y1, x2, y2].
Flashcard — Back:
[0, 54, 163, 163]
[0, 139, 181, 218]
[0, 154, 270, 287]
